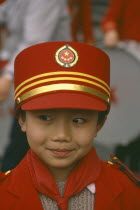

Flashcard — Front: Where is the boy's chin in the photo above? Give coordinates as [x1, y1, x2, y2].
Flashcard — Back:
[46, 160, 79, 170]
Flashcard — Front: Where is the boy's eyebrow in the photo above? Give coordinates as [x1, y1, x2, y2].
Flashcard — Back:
[34, 110, 54, 114]
[31, 109, 96, 115]
[70, 110, 95, 115]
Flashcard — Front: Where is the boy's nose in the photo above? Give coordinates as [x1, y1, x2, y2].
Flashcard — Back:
[51, 121, 72, 142]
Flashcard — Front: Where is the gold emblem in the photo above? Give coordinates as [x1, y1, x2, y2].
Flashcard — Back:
[55, 45, 78, 67]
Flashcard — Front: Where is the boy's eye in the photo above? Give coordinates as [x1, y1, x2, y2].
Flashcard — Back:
[73, 118, 86, 124]
[39, 115, 52, 121]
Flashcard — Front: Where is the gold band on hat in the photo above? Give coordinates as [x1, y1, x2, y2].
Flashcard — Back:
[15, 83, 110, 105]
[15, 76, 110, 99]
[15, 71, 110, 94]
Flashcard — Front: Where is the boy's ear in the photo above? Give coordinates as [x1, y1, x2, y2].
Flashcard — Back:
[18, 115, 26, 132]
[96, 116, 107, 133]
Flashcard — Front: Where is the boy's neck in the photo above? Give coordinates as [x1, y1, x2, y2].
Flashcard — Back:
[47, 164, 77, 182]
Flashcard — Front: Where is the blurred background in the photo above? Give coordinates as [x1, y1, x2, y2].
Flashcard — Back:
[0, 0, 140, 175]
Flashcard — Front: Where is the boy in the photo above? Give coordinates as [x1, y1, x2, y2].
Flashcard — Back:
[0, 42, 140, 210]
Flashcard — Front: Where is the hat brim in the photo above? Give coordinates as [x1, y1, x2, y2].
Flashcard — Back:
[21, 92, 107, 111]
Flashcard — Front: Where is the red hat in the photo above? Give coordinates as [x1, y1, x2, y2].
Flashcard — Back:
[14, 42, 110, 113]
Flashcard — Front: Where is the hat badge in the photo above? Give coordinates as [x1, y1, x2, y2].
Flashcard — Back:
[55, 44, 78, 67]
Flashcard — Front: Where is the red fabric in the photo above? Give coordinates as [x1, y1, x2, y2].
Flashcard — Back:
[0, 60, 9, 71]
[27, 148, 101, 210]
[101, 0, 140, 42]
[0, 147, 140, 209]
[0, 172, 10, 182]
[69, 0, 94, 44]
[0, 0, 5, 5]
[81, 0, 94, 44]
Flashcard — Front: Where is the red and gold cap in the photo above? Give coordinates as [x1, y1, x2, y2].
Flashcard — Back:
[14, 42, 110, 113]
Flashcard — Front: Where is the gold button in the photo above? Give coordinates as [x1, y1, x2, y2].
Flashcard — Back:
[5, 170, 11, 175]
[113, 157, 118, 160]
[16, 97, 21, 103]
[108, 161, 113, 165]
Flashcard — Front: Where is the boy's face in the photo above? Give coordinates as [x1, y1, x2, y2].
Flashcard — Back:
[19, 109, 104, 170]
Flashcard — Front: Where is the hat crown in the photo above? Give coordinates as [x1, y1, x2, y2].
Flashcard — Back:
[14, 42, 110, 112]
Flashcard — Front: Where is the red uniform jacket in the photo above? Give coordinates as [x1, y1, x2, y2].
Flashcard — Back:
[0, 150, 140, 210]
[101, 0, 140, 42]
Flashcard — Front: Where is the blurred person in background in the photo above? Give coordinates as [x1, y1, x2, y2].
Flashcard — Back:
[99, 0, 140, 175]
[0, 0, 71, 102]
[101, 0, 140, 61]
[69, 0, 94, 45]
[0, 0, 71, 172]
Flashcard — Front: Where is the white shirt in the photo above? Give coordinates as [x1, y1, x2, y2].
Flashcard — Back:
[0, 0, 71, 79]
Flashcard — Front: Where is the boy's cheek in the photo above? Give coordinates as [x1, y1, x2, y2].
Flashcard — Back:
[26, 132, 45, 144]
[76, 137, 94, 147]
[76, 131, 96, 141]
[27, 138, 43, 152]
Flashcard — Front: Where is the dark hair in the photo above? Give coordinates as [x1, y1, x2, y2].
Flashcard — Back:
[97, 111, 108, 124]
[17, 108, 26, 120]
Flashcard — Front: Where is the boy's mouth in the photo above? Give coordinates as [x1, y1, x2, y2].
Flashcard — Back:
[48, 149, 73, 157]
